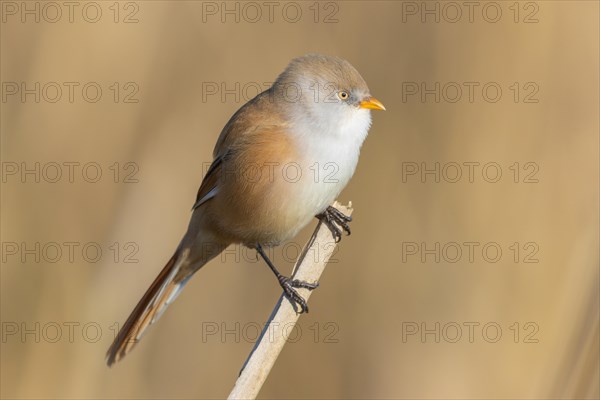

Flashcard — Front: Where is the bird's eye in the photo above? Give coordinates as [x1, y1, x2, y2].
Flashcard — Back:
[338, 91, 349, 100]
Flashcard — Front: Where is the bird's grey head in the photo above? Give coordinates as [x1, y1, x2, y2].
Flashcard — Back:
[272, 54, 385, 136]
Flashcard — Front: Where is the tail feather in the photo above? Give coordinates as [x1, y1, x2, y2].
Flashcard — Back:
[106, 249, 190, 366]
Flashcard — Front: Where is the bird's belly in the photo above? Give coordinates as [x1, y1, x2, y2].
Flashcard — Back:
[251, 150, 358, 244]
[208, 132, 360, 246]
[211, 159, 355, 246]
[216, 176, 329, 245]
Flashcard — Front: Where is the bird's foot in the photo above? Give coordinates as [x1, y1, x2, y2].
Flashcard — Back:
[316, 205, 352, 242]
[278, 275, 319, 314]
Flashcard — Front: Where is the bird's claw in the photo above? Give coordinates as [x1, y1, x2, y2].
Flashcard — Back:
[317, 206, 352, 243]
[278, 276, 319, 314]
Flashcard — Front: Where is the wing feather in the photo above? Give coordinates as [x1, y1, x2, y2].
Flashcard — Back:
[193, 89, 286, 210]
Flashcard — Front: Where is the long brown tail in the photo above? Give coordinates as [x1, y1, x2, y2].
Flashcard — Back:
[106, 248, 194, 366]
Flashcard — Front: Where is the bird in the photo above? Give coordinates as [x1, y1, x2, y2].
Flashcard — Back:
[106, 54, 385, 366]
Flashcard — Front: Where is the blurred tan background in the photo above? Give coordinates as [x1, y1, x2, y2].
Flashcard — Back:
[1, 1, 598, 399]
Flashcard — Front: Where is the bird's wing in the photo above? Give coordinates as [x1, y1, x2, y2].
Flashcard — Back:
[193, 89, 287, 210]
[192, 155, 223, 210]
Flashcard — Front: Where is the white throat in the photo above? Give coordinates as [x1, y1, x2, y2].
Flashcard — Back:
[288, 106, 372, 213]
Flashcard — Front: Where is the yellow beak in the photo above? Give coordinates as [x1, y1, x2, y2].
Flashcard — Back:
[359, 97, 386, 111]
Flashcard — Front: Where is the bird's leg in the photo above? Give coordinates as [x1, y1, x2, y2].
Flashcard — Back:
[256, 244, 318, 313]
[316, 205, 352, 243]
